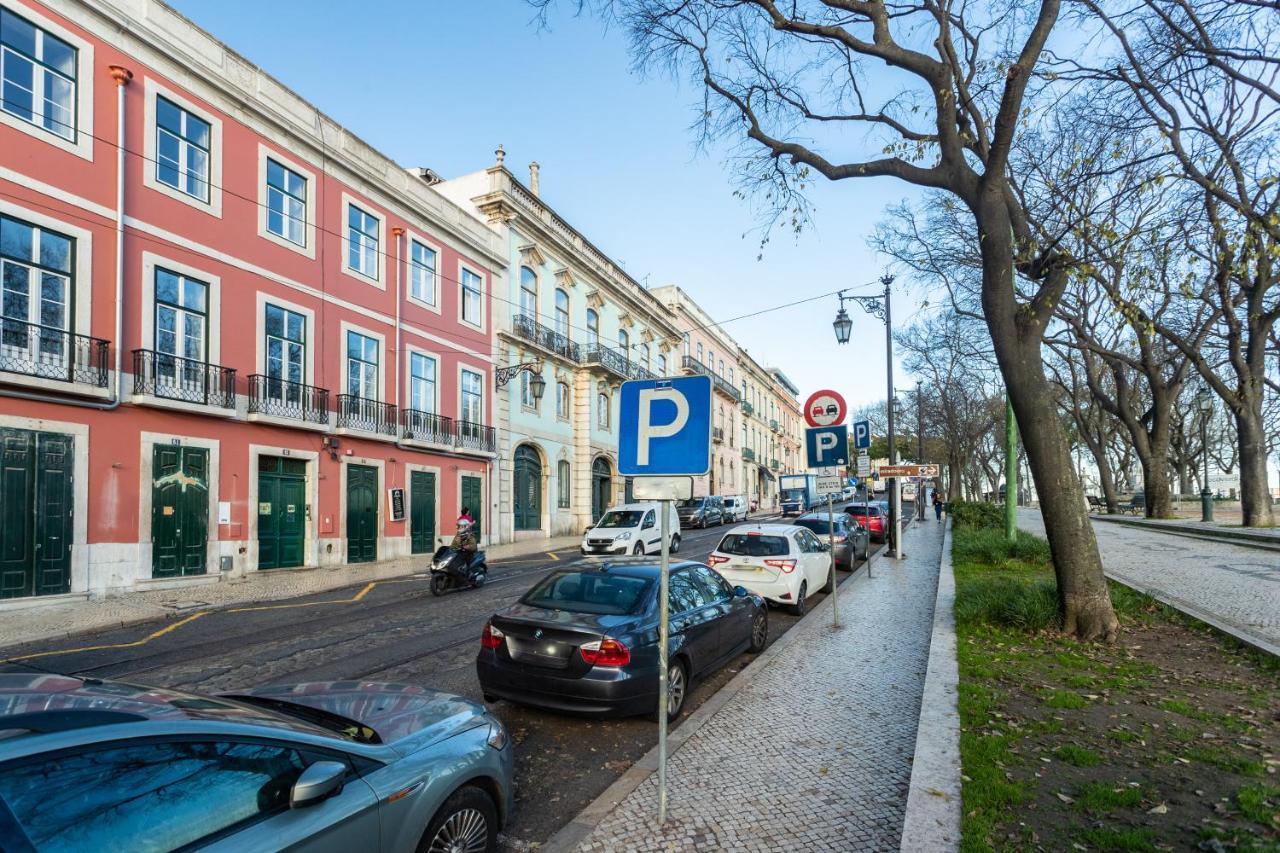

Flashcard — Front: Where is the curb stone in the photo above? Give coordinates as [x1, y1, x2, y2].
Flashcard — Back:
[899, 518, 961, 852]
[1091, 514, 1280, 553]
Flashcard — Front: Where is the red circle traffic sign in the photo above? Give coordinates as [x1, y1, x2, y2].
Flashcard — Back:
[803, 389, 847, 428]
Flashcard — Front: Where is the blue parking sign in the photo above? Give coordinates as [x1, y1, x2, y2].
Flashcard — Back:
[853, 420, 871, 450]
[806, 425, 849, 468]
[619, 376, 713, 476]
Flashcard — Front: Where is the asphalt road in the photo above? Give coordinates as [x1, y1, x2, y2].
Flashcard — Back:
[0, 510, 894, 850]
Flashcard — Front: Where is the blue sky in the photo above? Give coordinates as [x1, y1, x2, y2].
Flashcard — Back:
[169, 0, 928, 408]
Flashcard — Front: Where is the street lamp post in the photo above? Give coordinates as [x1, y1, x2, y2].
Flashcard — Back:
[834, 274, 901, 557]
[1197, 391, 1214, 523]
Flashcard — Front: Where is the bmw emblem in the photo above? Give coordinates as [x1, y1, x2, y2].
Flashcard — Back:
[533, 629, 543, 639]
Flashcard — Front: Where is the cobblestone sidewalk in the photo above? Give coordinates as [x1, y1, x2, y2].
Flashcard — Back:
[572, 520, 945, 852]
[1019, 508, 1280, 655]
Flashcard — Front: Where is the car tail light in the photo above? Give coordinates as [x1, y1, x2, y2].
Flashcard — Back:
[707, 554, 729, 567]
[764, 559, 797, 573]
[580, 638, 631, 667]
[480, 621, 505, 650]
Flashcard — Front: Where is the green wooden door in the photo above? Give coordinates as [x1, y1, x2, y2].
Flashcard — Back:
[346, 464, 378, 564]
[258, 456, 306, 569]
[409, 471, 436, 555]
[0, 429, 73, 598]
[591, 458, 612, 522]
[461, 475, 483, 543]
[152, 445, 209, 578]
[513, 446, 541, 531]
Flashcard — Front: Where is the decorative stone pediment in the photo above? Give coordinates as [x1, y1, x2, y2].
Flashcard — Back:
[518, 243, 548, 267]
[585, 290, 605, 309]
[617, 312, 634, 330]
[477, 196, 516, 224]
[640, 329, 655, 343]
[658, 340, 674, 354]
[555, 367, 571, 383]
[554, 267, 577, 289]
[557, 447, 569, 461]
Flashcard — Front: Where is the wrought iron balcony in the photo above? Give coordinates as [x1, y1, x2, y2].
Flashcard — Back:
[742, 447, 757, 463]
[247, 374, 328, 424]
[770, 419, 780, 433]
[402, 408, 454, 445]
[0, 319, 109, 387]
[680, 356, 740, 401]
[583, 343, 630, 379]
[770, 458, 780, 471]
[336, 394, 397, 435]
[628, 361, 656, 381]
[132, 349, 235, 408]
[456, 420, 496, 453]
[741, 400, 754, 417]
[512, 314, 580, 363]
[712, 426, 725, 444]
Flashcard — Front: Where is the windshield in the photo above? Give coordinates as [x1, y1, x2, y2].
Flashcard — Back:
[780, 489, 806, 502]
[521, 571, 652, 615]
[224, 695, 379, 743]
[717, 533, 790, 557]
[594, 511, 643, 529]
[676, 499, 706, 508]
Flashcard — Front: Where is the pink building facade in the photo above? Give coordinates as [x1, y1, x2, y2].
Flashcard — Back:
[0, 0, 504, 601]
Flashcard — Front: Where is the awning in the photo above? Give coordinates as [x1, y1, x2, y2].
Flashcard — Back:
[758, 464, 775, 482]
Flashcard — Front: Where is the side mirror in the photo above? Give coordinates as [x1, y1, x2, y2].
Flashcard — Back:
[733, 585, 749, 597]
[290, 761, 347, 808]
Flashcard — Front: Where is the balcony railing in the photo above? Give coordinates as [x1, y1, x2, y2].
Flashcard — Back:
[741, 400, 754, 417]
[628, 361, 655, 381]
[336, 394, 397, 435]
[770, 419, 780, 433]
[402, 408, 454, 445]
[712, 426, 725, 444]
[247, 374, 328, 424]
[0, 319, 109, 387]
[132, 349, 235, 408]
[680, 356, 741, 401]
[456, 420, 496, 453]
[742, 447, 757, 463]
[512, 314, 580, 363]
[583, 343, 630, 379]
[770, 458, 780, 471]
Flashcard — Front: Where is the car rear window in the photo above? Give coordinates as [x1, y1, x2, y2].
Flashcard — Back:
[521, 571, 652, 615]
[716, 533, 791, 557]
[847, 505, 881, 518]
[794, 518, 839, 535]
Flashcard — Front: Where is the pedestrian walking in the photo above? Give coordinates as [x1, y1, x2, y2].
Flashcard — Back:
[933, 489, 944, 522]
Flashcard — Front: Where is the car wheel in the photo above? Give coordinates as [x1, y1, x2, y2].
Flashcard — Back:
[791, 581, 808, 616]
[749, 608, 768, 652]
[821, 565, 834, 594]
[670, 534, 681, 554]
[418, 785, 497, 853]
[658, 659, 688, 722]
[633, 542, 646, 556]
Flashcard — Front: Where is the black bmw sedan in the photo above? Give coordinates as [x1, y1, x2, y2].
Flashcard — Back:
[476, 560, 768, 722]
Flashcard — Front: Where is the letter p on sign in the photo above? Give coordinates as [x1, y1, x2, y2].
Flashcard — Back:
[618, 376, 713, 477]
[637, 387, 689, 465]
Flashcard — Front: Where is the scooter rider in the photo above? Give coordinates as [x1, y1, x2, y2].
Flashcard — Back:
[449, 517, 479, 577]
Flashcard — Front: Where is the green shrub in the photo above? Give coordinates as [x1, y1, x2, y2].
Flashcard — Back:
[952, 528, 1051, 569]
[955, 577, 1060, 631]
[948, 500, 1005, 530]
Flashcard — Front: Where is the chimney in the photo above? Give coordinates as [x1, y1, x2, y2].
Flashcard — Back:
[529, 161, 540, 196]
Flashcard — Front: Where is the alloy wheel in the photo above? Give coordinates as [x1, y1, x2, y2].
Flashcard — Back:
[426, 807, 489, 853]
[750, 610, 768, 651]
[667, 662, 686, 717]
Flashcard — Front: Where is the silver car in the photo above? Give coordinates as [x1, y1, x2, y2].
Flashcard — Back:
[0, 674, 513, 852]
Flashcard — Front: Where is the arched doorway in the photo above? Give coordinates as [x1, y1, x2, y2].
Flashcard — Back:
[513, 445, 542, 531]
[591, 457, 613, 521]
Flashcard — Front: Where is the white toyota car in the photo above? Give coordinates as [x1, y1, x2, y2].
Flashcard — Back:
[706, 524, 834, 615]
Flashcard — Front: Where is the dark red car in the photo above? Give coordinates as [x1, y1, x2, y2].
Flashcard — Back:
[844, 503, 886, 542]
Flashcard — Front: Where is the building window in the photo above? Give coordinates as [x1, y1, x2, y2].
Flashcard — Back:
[556, 381, 570, 420]
[409, 240, 437, 305]
[728, 367, 734, 384]
[586, 309, 599, 348]
[460, 369, 483, 424]
[264, 303, 305, 391]
[346, 330, 378, 400]
[461, 268, 482, 325]
[639, 343, 650, 371]
[554, 288, 569, 338]
[265, 158, 306, 246]
[657, 354, 667, 376]
[557, 460, 571, 508]
[346, 204, 379, 279]
[520, 370, 539, 411]
[719, 358, 725, 376]
[618, 328, 629, 357]
[0, 214, 72, 360]
[155, 268, 207, 364]
[155, 96, 210, 202]
[519, 266, 537, 318]
[597, 392, 610, 430]
[682, 333, 689, 357]
[1, 8, 76, 141]
[696, 342, 703, 363]
[409, 352, 436, 413]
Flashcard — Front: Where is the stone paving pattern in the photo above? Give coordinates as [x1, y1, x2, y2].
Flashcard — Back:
[576, 521, 944, 852]
[1019, 508, 1280, 650]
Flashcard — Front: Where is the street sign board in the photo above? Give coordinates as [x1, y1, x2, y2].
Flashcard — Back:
[852, 420, 871, 450]
[631, 476, 694, 501]
[917, 464, 940, 477]
[856, 454, 871, 477]
[816, 472, 843, 495]
[619, 376, 713, 476]
[805, 425, 849, 468]
[803, 389, 847, 428]
[877, 464, 926, 477]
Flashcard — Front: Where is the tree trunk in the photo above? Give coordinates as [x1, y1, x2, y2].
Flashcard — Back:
[948, 458, 963, 500]
[1177, 463, 1192, 496]
[1141, 442, 1173, 519]
[1099, 463, 1120, 514]
[976, 201, 1118, 641]
[1236, 405, 1276, 527]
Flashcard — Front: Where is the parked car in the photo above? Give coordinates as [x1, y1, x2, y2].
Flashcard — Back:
[676, 496, 724, 528]
[0, 674, 513, 853]
[845, 502, 887, 542]
[792, 512, 870, 570]
[477, 561, 768, 721]
[581, 503, 681, 556]
[720, 495, 749, 523]
[707, 524, 834, 615]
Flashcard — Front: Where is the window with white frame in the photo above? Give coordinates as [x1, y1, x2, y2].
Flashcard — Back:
[155, 96, 210, 202]
[557, 460, 571, 508]
[639, 343, 650, 372]
[264, 303, 305, 397]
[346, 205, 379, 279]
[346, 330, 378, 400]
[556, 381, 569, 420]
[461, 268, 482, 325]
[0, 213, 72, 367]
[596, 391, 610, 430]
[696, 342, 703, 363]
[618, 329, 629, 357]
[554, 289, 569, 338]
[265, 158, 306, 246]
[1, 8, 76, 141]
[682, 333, 689, 356]
[460, 369, 483, 425]
[656, 353, 666, 376]
[409, 240, 437, 305]
[585, 309, 599, 349]
[409, 352, 436, 413]
[154, 267, 207, 364]
[519, 266, 537, 319]
[520, 370, 539, 411]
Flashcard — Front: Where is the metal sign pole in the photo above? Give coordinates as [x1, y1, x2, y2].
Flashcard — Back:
[827, 492, 839, 628]
[657, 499, 670, 826]
[864, 481, 874, 579]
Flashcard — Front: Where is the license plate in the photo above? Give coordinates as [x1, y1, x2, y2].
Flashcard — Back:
[731, 564, 761, 572]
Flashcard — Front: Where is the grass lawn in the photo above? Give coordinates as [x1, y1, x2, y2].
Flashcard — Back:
[952, 507, 1280, 852]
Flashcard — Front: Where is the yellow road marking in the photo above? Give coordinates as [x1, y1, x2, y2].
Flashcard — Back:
[4, 611, 210, 663]
[352, 582, 376, 601]
[546, 552, 560, 561]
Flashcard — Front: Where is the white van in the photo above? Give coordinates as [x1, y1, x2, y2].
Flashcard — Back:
[581, 503, 682, 556]
[720, 495, 748, 523]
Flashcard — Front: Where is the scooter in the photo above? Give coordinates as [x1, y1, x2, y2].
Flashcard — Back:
[429, 541, 488, 596]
